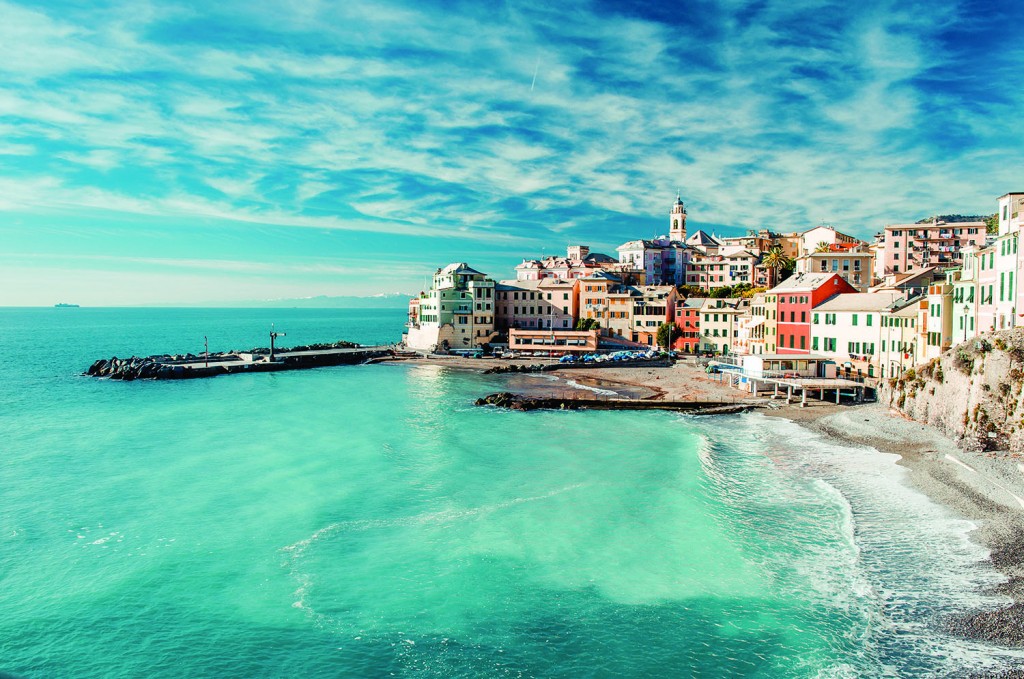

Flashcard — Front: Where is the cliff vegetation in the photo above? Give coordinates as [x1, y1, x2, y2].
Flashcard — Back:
[881, 329, 1024, 453]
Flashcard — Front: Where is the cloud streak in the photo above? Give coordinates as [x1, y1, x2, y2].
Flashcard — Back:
[0, 0, 1021, 304]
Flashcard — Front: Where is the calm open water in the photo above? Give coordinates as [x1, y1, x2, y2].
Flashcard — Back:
[2, 307, 1023, 677]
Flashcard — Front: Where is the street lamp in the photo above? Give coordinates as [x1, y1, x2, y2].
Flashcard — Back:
[963, 304, 969, 343]
[269, 324, 286, 361]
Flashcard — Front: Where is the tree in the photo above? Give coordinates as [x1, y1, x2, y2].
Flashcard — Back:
[656, 322, 676, 349]
[814, 241, 831, 253]
[675, 284, 705, 298]
[761, 244, 793, 287]
[575, 317, 599, 331]
[984, 213, 999, 234]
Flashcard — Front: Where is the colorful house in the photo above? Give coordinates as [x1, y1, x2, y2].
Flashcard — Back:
[769, 272, 857, 354]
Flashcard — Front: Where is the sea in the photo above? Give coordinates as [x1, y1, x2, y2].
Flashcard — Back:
[3, 307, 1024, 677]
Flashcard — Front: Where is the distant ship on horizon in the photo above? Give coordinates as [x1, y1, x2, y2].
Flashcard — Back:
[54, 303, 80, 308]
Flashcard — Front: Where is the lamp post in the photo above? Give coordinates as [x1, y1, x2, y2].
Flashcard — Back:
[269, 324, 286, 362]
[963, 304, 969, 343]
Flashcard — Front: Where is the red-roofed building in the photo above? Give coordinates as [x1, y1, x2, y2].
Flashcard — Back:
[768, 272, 858, 354]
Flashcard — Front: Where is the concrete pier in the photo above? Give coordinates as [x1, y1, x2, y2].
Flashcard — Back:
[87, 345, 393, 381]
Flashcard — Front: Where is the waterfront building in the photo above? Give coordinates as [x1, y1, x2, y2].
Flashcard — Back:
[579, 270, 624, 331]
[952, 254, 978, 344]
[746, 293, 769, 355]
[699, 298, 750, 355]
[877, 298, 922, 377]
[998, 193, 1024, 327]
[733, 304, 756, 355]
[406, 263, 496, 351]
[976, 244, 998, 334]
[880, 219, 986, 275]
[673, 297, 705, 352]
[810, 292, 900, 377]
[632, 286, 678, 345]
[508, 328, 599, 354]
[794, 245, 874, 292]
[495, 278, 579, 332]
[769, 272, 858, 355]
[923, 279, 954, 360]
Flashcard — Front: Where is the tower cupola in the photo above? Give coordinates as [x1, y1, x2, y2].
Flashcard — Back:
[670, 193, 687, 241]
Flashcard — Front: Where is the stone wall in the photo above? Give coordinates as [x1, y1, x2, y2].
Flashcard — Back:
[879, 329, 1024, 452]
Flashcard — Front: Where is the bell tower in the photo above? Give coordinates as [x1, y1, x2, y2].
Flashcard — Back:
[670, 193, 687, 241]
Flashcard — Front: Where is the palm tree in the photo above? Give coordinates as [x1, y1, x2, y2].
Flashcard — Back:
[814, 241, 830, 253]
[762, 245, 793, 288]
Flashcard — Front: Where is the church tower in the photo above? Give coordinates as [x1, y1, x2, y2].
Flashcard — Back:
[670, 193, 687, 241]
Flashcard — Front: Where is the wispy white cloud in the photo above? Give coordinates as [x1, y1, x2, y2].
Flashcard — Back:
[0, 0, 1020, 305]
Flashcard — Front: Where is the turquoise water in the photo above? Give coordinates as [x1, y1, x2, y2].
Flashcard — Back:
[2, 308, 1022, 677]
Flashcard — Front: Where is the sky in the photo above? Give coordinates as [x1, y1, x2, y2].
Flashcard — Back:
[1, 0, 1021, 306]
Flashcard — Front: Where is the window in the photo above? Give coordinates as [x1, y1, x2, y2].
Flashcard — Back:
[852, 314, 858, 326]
[866, 315, 872, 327]
[812, 336, 819, 351]
[813, 313, 819, 324]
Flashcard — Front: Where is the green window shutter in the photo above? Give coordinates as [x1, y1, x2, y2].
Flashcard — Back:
[812, 336, 819, 351]
[852, 314, 858, 326]
[866, 315, 872, 327]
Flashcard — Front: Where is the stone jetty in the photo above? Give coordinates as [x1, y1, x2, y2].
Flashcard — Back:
[86, 341, 392, 381]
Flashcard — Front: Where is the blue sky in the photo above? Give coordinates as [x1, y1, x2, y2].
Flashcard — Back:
[1, 0, 1021, 305]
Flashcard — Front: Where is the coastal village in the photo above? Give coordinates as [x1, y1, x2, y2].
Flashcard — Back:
[404, 192, 1024, 396]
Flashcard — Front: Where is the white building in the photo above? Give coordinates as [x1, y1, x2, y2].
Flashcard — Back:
[798, 226, 862, 257]
[810, 292, 899, 378]
[406, 263, 496, 351]
[699, 298, 750, 355]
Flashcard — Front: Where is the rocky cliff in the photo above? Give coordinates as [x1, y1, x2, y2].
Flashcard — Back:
[880, 329, 1024, 452]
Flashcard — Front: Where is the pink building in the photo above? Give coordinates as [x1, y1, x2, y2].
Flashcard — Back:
[881, 220, 986, 275]
[495, 278, 579, 331]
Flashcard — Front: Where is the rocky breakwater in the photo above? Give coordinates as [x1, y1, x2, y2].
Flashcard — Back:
[482, 363, 555, 375]
[475, 391, 755, 414]
[87, 355, 197, 381]
[85, 340, 387, 381]
[880, 329, 1024, 452]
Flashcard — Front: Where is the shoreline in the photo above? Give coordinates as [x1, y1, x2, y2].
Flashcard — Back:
[387, 354, 1024, 650]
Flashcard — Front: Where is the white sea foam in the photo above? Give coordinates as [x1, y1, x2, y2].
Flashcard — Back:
[690, 413, 1024, 675]
[564, 379, 618, 396]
